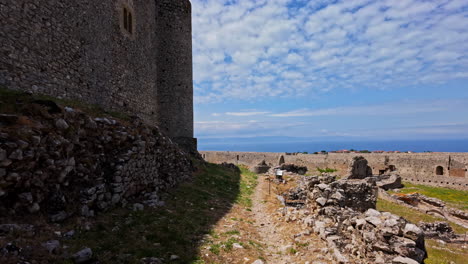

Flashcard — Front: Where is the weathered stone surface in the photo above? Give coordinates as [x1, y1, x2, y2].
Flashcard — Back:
[280, 174, 427, 263]
[252, 160, 271, 174]
[0, 107, 192, 218]
[0, 148, 6, 161]
[280, 163, 308, 175]
[42, 240, 60, 254]
[55, 119, 69, 130]
[419, 222, 456, 239]
[72, 248, 92, 264]
[0, 0, 196, 152]
[376, 174, 403, 190]
[252, 260, 265, 264]
[220, 162, 241, 173]
[403, 224, 423, 241]
[201, 151, 468, 191]
[392, 256, 419, 264]
[346, 156, 373, 179]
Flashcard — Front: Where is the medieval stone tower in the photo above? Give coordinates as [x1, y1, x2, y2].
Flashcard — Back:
[0, 0, 196, 151]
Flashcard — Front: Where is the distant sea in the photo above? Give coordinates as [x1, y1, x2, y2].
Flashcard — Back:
[198, 139, 468, 153]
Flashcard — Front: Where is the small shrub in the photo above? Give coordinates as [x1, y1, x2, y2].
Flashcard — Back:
[316, 167, 337, 173]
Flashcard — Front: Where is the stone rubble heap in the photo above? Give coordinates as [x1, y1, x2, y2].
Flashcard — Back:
[392, 192, 468, 222]
[418, 222, 456, 240]
[0, 99, 193, 220]
[279, 163, 308, 175]
[280, 175, 427, 264]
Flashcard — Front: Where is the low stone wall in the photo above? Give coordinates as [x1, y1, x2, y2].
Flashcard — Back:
[0, 101, 192, 220]
[200, 151, 468, 190]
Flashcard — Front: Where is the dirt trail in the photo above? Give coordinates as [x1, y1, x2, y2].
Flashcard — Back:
[249, 175, 332, 264]
[199, 173, 332, 264]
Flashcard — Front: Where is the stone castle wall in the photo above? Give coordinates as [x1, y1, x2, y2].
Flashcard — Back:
[155, 0, 195, 151]
[200, 151, 468, 190]
[0, 0, 195, 151]
[0, 101, 192, 219]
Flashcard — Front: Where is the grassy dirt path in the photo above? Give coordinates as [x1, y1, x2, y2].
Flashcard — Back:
[200, 169, 332, 264]
[249, 175, 331, 264]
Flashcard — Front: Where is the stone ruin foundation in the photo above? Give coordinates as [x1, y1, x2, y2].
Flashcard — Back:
[281, 175, 427, 263]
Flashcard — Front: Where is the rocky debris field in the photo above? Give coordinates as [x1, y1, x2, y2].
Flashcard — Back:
[280, 174, 427, 264]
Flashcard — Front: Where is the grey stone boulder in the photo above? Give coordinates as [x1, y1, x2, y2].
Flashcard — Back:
[42, 240, 60, 254]
[376, 174, 403, 190]
[392, 256, 419, 264]
[403, 224, 423, 241]
[55, 118, 69, 130]
[346, 156, 372, 179]
[252, 260, 265, 264]
[72, 247, 93, 263]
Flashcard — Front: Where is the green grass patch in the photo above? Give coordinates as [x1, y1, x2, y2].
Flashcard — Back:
[425, 239, 468, 264]
[377, 198, 467, 234]
[316, 167, 338, 173]
[235, 165, 258, 208]
[67, 162, 259, 263]
[389, 182, 468, 210]
[222, 230, 240, 236]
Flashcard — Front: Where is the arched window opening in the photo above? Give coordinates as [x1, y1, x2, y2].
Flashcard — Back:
[436, 166, 444, 176]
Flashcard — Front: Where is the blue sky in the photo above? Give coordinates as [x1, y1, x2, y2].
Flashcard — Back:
[191, 0, 468, 140]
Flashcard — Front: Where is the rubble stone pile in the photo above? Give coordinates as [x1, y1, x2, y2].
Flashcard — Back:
[281, 175, 427, 264]
[0, 100, 193, 221]
[279, 163, 308, 175]
[418, 222, 456, 240]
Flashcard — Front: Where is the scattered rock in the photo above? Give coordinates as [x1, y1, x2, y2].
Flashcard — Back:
[55, 118, 69, 130]
[9, 149, 23, 160]
[133, 203, 144, 211]
[252, 260, 265, 264]
[72, 248, 93, 263]
[233, 243, 244, 249]
[49, 211, 68, 223]
[392, 256, 419, 264]
[419, 222, 455, 240]
[42, 240, 60, 254]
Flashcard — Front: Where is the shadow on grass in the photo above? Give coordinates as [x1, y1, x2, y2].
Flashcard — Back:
[67, 162, 246, 263]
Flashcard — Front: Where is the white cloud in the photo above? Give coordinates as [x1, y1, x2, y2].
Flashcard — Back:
[192, 0, 468, 103]
[225, 111, 271, 116]
[270, 99, 467, 117]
